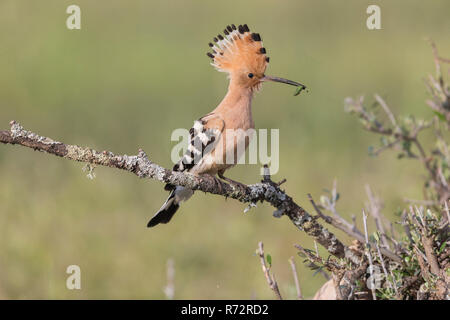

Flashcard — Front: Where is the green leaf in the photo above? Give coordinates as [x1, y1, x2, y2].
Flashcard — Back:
[402, 140, 412, 153]
[439, 241, 447, 253]
[373, 232, 380, 243]
[266, 254, 272, 267]
[433, 111, 446, 122]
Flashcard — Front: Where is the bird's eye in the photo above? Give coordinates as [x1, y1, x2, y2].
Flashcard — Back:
[248, 73, 254, 79]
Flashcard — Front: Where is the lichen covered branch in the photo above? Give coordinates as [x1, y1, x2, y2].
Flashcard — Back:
[0, 120, 352, 260]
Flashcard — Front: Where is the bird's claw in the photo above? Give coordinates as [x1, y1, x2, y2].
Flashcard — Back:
[218, 173, 247, 193]
[204, 174, 224, 193]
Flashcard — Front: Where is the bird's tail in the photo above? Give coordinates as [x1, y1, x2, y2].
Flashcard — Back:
[147, 186, 193, 227]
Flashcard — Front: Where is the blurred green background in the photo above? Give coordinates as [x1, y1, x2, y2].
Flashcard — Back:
[0, 0, 449, 299]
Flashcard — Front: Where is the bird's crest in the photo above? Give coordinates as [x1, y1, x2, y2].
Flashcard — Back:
[206, 24, 269, 76]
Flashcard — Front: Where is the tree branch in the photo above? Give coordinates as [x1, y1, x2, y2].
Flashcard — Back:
[288, 256, 303, 300]
[307, 193, 401, 263]
[1, 120, 354, 260]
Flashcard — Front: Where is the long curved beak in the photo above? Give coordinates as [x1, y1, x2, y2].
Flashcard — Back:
[262, 75, 306, 89]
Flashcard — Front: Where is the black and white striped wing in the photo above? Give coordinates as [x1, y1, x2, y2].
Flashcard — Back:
[164, 115, 224, 194]
[174, 115, 223, 172]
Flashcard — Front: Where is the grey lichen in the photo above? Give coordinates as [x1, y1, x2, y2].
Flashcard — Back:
[291, 212, 313, 231]
[65, 145, 95, 162]
[82, 163, 96, 180]
[273, 209, 284, 218]
[244, 202, 257, 213]
[11, 121, 61, 145]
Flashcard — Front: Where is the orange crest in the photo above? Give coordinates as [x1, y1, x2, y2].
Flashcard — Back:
[207, 24, 269, 77]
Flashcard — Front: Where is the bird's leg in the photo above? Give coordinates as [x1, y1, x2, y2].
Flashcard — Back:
[218, 170, 247, 192]
[204, 174, 224, 193]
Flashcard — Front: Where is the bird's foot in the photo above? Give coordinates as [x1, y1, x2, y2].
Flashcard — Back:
[204, 174, 225, 194]
[218, 172, 247, 193]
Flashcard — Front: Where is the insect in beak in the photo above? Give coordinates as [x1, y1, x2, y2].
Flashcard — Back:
[262, 75, 307, 96]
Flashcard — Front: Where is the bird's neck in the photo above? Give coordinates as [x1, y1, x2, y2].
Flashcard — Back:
[215, 81, 253, 114]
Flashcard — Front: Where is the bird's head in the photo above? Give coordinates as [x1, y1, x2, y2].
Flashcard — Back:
[207, 24, 306, 93]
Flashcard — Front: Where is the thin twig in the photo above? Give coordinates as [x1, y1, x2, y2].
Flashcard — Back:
[163, 258, 175, 299]
[374, 94, 397, 127]
[288, 257, 303, 300]
[308, 193, 401, 263]
[363, 210, 377, 300]
[402, 210, 413, 243]
[445, 201, 450, 224]
[257, 242, 282, 300]
[375, 242, 398, 296]
[314, 241, 320, 258]
[365, 184, 391, 250]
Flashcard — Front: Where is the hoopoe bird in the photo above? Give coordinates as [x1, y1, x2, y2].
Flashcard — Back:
[148, 24, 305, 227]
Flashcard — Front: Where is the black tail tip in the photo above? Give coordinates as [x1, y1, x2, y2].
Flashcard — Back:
[147, 203, 180, 228]
[147, 219, 159, 228]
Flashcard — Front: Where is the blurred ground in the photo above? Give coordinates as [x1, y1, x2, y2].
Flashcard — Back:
[0, 0, 449, 299]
